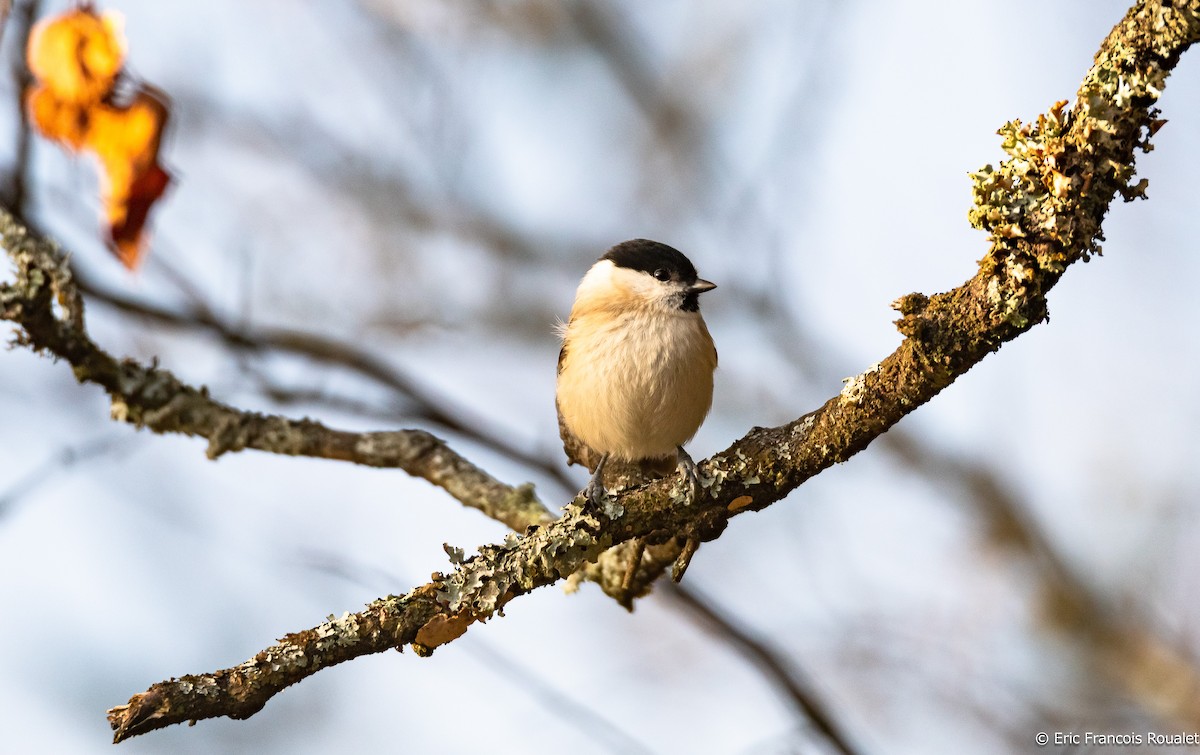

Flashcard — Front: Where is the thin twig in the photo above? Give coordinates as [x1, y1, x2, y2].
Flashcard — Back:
[0, 433, 131, 519]
[72, 270, 580, 493]
[464, 640, 657, 755]
[661, 582, 859, 755]
[1, 0, 38, 213]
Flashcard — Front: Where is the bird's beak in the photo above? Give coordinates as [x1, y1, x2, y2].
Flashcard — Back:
[690, 279, 717, 294]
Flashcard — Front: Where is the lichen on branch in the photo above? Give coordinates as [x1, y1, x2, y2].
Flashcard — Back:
[967, 1, 1193, 331]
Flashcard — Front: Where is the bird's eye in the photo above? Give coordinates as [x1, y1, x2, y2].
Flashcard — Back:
[653, 268, 671, 282]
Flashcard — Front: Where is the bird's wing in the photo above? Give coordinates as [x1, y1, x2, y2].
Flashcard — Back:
[556, 341, 602, 472]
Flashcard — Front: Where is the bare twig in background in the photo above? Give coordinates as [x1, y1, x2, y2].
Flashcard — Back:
[565, 0, 723, 222]
[0, 0, 37, 213]
[0, 433, 131, 519]
[170, 87, 581, 276]
[464, 640, 657, 755]
[72, 268, 581, 494]
[566, 0, 696, 145]
[662, 582, 858, 755]
[1, 221, 552, 532]
[880, 358, 1200, 725]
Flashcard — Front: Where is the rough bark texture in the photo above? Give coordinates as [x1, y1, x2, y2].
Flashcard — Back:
[0, 218, 550, 531]
[0, 0, 1196, 744]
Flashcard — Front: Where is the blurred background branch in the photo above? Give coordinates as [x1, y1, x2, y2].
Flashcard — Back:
[0, 0, 34, 211]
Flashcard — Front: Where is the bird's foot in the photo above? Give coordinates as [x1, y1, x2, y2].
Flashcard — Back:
[675, 445, 702, 504]
[582, 453, 610, 510]
[584, 477, 607, 509]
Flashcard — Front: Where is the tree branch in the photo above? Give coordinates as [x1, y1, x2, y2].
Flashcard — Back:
[0, 0, 1195, 743]
[70, 268, 580, 493]
[0, 213, 552, 532]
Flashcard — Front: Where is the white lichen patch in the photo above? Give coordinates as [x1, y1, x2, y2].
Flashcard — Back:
[695, 463, 730, 497]
[436, 506, 606, 615]
[793, 414, 817, 437]
[353, 433, 384, 460]
[840, 363, 880, 405]
[600, 494, 624, 519]
[300, 611, 364, 656]
[110, 398, 130, 423]
[562, 571, 584, 595]
[986, 254, 1040, 327]
[667, 475, 691, 505]
[195, 676, 218, 696]
[355, 430, 431, 466]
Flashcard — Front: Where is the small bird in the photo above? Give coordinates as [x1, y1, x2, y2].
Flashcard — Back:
[556, 239, 718, 508]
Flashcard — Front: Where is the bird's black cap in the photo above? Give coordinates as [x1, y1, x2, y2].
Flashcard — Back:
[601, 239, 698, 284]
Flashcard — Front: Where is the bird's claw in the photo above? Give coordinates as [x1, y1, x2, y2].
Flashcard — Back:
[676, 445, 702, 504]
[584, 477, 607, 509]
[582, 453, 610, 510]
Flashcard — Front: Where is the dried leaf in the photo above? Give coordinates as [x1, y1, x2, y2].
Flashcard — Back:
[25, 84, 89, 148]
[24, 6, 171, 270]
[27, 8, 126, 104]
[89, 91, 171, 268]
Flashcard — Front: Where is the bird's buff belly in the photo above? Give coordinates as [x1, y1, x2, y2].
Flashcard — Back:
[558, 331, 713, 461]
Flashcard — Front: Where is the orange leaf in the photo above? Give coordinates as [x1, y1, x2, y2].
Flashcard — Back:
[24, 6, 171, 270]
[26, 8, 126, 105]
[110, 162, 170, 269]
[25, 85, 89, 148]
[87, 91, 172, 269]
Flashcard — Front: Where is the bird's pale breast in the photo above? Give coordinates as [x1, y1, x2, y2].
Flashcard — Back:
[558, 308, 715, 462]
